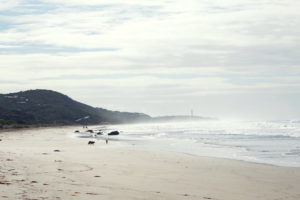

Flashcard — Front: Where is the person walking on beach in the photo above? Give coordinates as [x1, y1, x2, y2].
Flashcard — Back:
[106, 139, 108, 144]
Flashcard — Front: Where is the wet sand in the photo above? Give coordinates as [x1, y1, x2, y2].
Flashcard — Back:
[0, 127, 300, 200]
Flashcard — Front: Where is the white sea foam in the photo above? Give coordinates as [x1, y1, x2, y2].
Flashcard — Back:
[88, 120, 300, 167]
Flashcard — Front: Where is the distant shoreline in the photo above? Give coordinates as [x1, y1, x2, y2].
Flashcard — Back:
[0, 124, 72, 133]
[0, 117, 216, 133]
[0, 123, 94, 133]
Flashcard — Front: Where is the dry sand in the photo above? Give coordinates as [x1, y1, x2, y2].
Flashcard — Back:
[0, 126, 300, 200]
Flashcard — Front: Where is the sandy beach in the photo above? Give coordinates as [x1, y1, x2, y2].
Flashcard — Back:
[0, 127, 300, 200]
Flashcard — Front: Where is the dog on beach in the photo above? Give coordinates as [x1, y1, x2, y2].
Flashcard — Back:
[88, 141, 95, 145]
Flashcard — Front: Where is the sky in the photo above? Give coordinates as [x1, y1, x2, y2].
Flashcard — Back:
[0, 0, 300, 120]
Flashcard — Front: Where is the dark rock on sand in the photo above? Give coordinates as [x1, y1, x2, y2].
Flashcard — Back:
[108, 131, 119, 136]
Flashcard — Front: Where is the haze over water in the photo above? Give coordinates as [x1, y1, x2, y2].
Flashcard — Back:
[101, 120, 300, 167]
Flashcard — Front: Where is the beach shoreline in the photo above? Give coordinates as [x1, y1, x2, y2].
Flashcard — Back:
[0, 123, 99, 133]
[1, 127, 300, 200]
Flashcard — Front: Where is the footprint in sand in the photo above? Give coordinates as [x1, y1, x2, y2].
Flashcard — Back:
[58, 164, 93, 173]
[86, 192, 99, 195]
[0, 181, 11, 185]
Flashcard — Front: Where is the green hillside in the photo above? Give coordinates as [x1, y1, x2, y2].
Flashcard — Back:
[0, 89, 151, 127]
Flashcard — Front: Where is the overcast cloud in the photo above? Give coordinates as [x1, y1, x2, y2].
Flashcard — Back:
[1, 0, 300, 120]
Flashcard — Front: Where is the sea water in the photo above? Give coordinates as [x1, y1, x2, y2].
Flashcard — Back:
[93, 120, 300, 167]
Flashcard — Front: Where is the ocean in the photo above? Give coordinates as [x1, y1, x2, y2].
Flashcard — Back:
[79, 120, 300, 167]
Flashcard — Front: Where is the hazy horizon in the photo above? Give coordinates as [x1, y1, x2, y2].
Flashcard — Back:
[1, 0, 300, 121]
